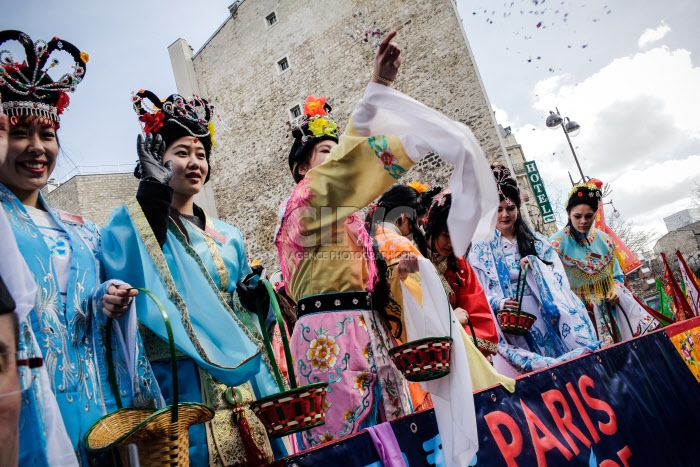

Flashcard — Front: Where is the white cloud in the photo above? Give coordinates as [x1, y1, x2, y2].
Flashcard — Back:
[496, 46, 700, 239]
[638, 21, 671, 48]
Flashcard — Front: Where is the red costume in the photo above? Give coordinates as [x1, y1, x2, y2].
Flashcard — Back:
[440, 256, 498, 357]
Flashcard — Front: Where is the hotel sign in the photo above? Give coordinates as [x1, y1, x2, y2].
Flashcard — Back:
[524, 161, 555, 223]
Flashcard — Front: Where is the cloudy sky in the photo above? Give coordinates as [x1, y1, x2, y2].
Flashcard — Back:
[3, 0, 699, 245]
[457, 0, 700, 244]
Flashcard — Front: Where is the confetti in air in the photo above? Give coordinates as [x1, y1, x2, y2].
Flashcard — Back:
[467, 0, 610, 73]
[344, 4, 415, 48]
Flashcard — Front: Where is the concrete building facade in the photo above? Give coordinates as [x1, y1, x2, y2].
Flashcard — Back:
[664, 208, 700, 232]
[170, 0, 513, 266]
[653, 220, 700, 270]
[499, 125, 558, 236]
[43, 173, 139, 226]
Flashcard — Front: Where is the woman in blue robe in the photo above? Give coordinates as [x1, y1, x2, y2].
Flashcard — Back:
[468, 164, 599, 376]
[0, 30, 160, 466]
[549, 182, 657, 345]
[99, 90, 287, 465]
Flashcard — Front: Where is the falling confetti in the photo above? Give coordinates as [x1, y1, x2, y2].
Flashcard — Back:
[345, 11, 392, 48]
[467, 0, 608, 82]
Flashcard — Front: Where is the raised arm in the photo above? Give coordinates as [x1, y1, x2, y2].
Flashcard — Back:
[133, 133, 174, 248]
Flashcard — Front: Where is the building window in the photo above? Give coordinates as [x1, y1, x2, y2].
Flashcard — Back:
[290, 105, 302, 119]
[266, 11, 277, 27]
[277, 56, 289, 73]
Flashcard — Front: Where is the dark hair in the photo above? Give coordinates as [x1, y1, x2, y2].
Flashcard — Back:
[423, 192, 463, 282]
[275, 287, 297, 332]
[511, 208, 552, 265]
[565, 203, 598, 242]
[365, 185, 428, 338]
[159, 120, 212, 156]
[287, 98, 339, 183]
[566, 184, 601, 213]
[290, 135, 337, 183]
[133, 90, 214, 183]
[416, 186, 442, 219]
[493, 192, 552, 264]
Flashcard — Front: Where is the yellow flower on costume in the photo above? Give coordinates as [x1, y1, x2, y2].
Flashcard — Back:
[343, 408, 355, 421]
[363, 344, 370, 360]
[306, 334, 340, 372]
[79, 51, 90, 63]
[407, 181, 429, 193]
[354, 370, 369, 395]
[308, 117, 337, 137]
[319, 431, 335, 443]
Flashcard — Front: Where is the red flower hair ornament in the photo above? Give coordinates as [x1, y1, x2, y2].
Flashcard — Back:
[55, 91, 70, 115]
[303, 96, 327, 117]
[139, 112, 165, 135]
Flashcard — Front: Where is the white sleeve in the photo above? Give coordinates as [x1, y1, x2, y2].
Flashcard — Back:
[0, 210, 36, 322]
[350, 83, 498, 255]
[1, 211, 79, 466]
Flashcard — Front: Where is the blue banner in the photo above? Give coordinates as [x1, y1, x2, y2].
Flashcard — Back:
[280, 409, 442, 467]
[279, 326, 700, 466]
[472, 329, 700, 466]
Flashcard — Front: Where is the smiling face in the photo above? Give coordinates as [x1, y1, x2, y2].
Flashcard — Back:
[0, 122, 58, 202]
[161, 136, 208, 197]
[496, 199, 519, 235]
[568, 204, 597, 234]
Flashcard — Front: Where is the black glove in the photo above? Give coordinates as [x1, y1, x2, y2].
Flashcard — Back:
[134, 133, 172, 185]
[237, 275, 270, 317]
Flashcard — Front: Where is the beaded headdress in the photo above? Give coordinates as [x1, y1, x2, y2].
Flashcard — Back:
[132, 90, 225, 183]
[566, 182, 602, 211]
[0, 30, 88, 129]
[131, 90, 221, 142]
[490, 161, 520, 207]
[288, 95, 340, 173]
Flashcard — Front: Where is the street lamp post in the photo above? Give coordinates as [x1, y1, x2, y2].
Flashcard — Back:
[546, 107, 586, 184]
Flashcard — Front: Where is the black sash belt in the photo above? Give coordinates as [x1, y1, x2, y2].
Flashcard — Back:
[297, 291, 372, 318]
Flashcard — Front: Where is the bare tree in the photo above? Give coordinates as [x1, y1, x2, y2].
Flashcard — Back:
[603, 206, 659, 253]
[691, 182, 700, 208]
[547, 185, 569, 228]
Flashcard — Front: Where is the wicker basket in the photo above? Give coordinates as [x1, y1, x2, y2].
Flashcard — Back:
[249, 280, 328, 438]
[84, 288, 214, 466]
[498, 263, 537, 336]
[250, 382, 328, 437]
[389, 336, 453, 382]
[388, 284, 455, 383]
[497, 308, 537, 336]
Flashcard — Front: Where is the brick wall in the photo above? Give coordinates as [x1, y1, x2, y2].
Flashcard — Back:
[44, 173, 139, 226]
[191, 0, 507, 266]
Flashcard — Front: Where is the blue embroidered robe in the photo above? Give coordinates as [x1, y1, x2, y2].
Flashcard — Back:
[469, 229, 599, 374]
[100, 198, 287, 464]
[0, 185, 159, 466]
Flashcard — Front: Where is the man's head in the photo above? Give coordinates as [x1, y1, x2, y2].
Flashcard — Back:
[0, 276, 20, 466]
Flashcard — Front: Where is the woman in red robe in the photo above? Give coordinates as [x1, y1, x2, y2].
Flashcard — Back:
[423, 189, 498, 357]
